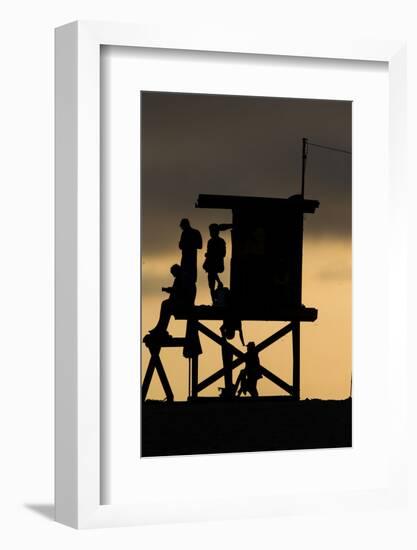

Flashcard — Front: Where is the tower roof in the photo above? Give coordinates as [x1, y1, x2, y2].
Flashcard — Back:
[195, 193, 320, 214]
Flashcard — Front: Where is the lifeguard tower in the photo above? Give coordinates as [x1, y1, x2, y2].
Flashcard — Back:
[142, 190, 320, 402]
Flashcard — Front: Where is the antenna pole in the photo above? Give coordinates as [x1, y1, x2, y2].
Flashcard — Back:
[301, 137, 308, 197]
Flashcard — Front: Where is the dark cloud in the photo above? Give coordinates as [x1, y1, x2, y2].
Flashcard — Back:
[141, 92, 351, 256]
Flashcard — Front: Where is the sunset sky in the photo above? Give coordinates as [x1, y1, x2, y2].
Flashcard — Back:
[141, 91, 351, 401]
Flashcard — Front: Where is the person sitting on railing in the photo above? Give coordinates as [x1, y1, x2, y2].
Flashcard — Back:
[149, 264, 196, 338]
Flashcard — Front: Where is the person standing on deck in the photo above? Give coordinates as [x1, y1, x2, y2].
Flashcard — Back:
[203, 223, 226, 303]
[179, 218, 202, 284]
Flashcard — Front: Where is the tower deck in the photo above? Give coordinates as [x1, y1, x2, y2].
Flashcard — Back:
[174, 304, 318, 322]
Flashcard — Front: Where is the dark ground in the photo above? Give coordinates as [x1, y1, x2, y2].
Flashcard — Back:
[141, 398, 352, 457]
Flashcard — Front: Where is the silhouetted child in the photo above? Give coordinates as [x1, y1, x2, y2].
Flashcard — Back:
[235, 342, 262, 397]
[203, 223, 226, 303]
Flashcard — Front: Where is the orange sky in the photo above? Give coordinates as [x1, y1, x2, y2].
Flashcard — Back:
[141, 235, 351, 401]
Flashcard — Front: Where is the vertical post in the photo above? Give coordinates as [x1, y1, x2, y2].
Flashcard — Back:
[298, 137, 308, 305]
[186, 319, 200, 400]
[191, 355, 199, 399]
[301, 137, 308, 198]
[292, 322, 301, 400]
[221, 341, 233, 398]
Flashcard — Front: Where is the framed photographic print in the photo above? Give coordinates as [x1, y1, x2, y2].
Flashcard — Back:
[55, 21, 408, 528]
[139, 90, 351, 458]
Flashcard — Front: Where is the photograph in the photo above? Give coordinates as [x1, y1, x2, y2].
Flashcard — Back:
[140, 90, 352, 457]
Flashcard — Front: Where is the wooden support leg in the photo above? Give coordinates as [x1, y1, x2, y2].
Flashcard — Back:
[154, 355, 174, 402]
[191, 355, 199, 399]
[185, 319, 200, 400]
[292, 321, 301, 401]
[188, 358, 191, 399]
[221, 341, 234, 398]
[142, 357, 156, 401]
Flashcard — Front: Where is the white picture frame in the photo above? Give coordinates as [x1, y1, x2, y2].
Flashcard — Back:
[55, 21, 407, 529]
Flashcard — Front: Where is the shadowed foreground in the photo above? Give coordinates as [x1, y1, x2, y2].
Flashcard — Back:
[141, 398, 352, 457]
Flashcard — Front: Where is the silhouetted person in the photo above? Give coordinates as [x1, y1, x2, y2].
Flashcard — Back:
[203, 223, 226, 303]
[150, 264, 196, 337]
[235, 342, 262, 397]
[179, 218, 202, 283]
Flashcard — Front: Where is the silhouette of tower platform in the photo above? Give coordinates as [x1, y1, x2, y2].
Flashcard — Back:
[142, 193, 319, 402]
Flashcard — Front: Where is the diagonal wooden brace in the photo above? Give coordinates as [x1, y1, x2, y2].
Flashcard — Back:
[196, 322, 294, 393]
[260, 366, 293, 395]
